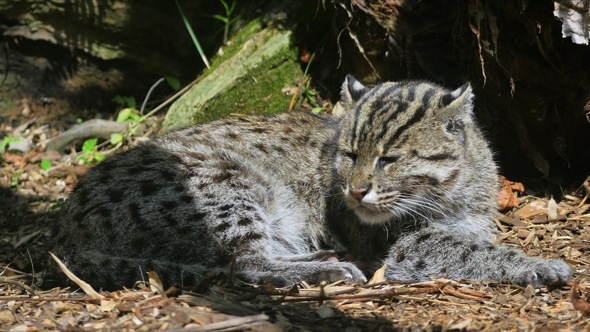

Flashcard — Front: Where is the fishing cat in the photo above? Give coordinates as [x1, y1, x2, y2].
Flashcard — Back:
[52, 76, 571, 290]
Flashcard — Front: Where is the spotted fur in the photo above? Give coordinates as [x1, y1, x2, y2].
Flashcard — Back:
[52, 76, 570, 290]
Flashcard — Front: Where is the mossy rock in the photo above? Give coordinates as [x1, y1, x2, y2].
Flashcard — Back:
[163, 19, 303, 131]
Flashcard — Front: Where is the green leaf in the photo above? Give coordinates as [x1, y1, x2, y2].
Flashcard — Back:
[166, 76, 181, 91]
[10, 173, 20, 187]
[125, 96, 137, 109]
[94, 152, 105, 162]
[82, 138, 98, 154]
[213, 14, 228, 23]
[112, 95, 125, 106]
[110, 133, 124, 145]
[40, 159, 52, 171]
[117, 108, 134, 122]
[228, 0, 236, 14]
[4, 137, 21, 143]
[76, 117, 83, 124]
[128, 112, 143, 123]
[220, 0, 230, 12]
[311, 107, 324, 114]
[175, 0, 210, 68]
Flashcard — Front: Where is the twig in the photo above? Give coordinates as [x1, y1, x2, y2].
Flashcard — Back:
[288, 76, 310, 112]
[336, 2, 381, 79]
[49, 252, 104, 299]
[169, 313, 269, 332]
[131, 77, 200, 131]
[1, 265, 37, 278]
[0, 296, 101, 303]
[0, 277, 37, 295]
[26, 249, 35, 287]
[140, 77, 165, 115]
[392, 295, 477, 307]
[268, 287, 441, 303]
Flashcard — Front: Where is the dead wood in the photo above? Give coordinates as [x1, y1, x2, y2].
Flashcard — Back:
[46, 119, 128, 152]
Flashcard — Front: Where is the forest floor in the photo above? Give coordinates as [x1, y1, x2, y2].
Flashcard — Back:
[1, 97, 590, 331]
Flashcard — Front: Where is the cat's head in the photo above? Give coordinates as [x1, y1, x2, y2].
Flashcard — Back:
[336, 75, 481, 224]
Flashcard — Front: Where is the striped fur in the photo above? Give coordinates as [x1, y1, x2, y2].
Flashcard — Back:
[336, 76, 570, 287]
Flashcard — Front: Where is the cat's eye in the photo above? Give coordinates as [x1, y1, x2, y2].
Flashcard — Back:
[378, 156, 399, 167]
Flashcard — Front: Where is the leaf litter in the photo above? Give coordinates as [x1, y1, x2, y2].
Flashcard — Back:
[1, 98, 590, 331]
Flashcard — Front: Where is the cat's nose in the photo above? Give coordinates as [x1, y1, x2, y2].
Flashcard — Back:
[350, 186, 370, 200]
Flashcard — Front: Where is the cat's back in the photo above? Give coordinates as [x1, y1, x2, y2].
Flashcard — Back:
[160, 111, 334, 174]
[54, 111, 334, 265]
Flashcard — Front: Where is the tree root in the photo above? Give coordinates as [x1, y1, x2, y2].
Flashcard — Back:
[47, 119, 127, 152]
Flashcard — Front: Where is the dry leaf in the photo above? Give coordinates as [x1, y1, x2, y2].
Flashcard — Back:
[147, 271, 164, 295]
[497, 176, 524, 211]
[367, 264, 386, 285]
[571, 284, 590, 314]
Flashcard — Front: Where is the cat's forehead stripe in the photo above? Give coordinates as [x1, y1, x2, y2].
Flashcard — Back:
[382, 97, 428, 150]
[351, 83, 390, 147]
[351, 84, 443, 151]
[352, 83, 410, 148]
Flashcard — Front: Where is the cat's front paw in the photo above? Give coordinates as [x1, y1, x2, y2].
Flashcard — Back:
[510, 258, 571, 287]
[315, 262, 367, 284]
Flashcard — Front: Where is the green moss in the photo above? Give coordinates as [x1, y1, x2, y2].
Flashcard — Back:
[205, 19, 264, 74]
[194, 54, 300, 123]
[163, 25, 304, 130]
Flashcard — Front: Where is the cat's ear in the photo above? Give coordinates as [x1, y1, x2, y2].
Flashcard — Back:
[341, 75, 369, 106]
[441, 82, 475, 120]
[445, 83, 474, 110]
[441, 83, 474, 134]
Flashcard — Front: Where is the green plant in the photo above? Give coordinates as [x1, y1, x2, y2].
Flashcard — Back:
[0, 136, 21, 153]
[175, 0, 210, 69]
[10, 172, 20, 187]
[50, 198, 66, 211]
[110, 108, 145, 145]
[311, 106, 325, 114]
[112, 95, 137, 109]
[299, 53, 325, 114]
[116, 108, 143, 124]
[76, 138, 105, 164]
[213, 0, 237, 45]
[166, 76, 181, 91]
[40, 159, 52, 171]
[304, 83, 325, 114]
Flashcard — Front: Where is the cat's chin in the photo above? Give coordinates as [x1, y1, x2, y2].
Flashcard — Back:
[354, 206, 393, 224]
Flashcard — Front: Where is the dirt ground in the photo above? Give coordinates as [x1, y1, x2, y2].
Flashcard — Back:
[1, 80, 590, 331]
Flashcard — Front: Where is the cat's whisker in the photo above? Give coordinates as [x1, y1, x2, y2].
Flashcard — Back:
[384, 201, 434, 225]
[397, 191, 455, 219]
